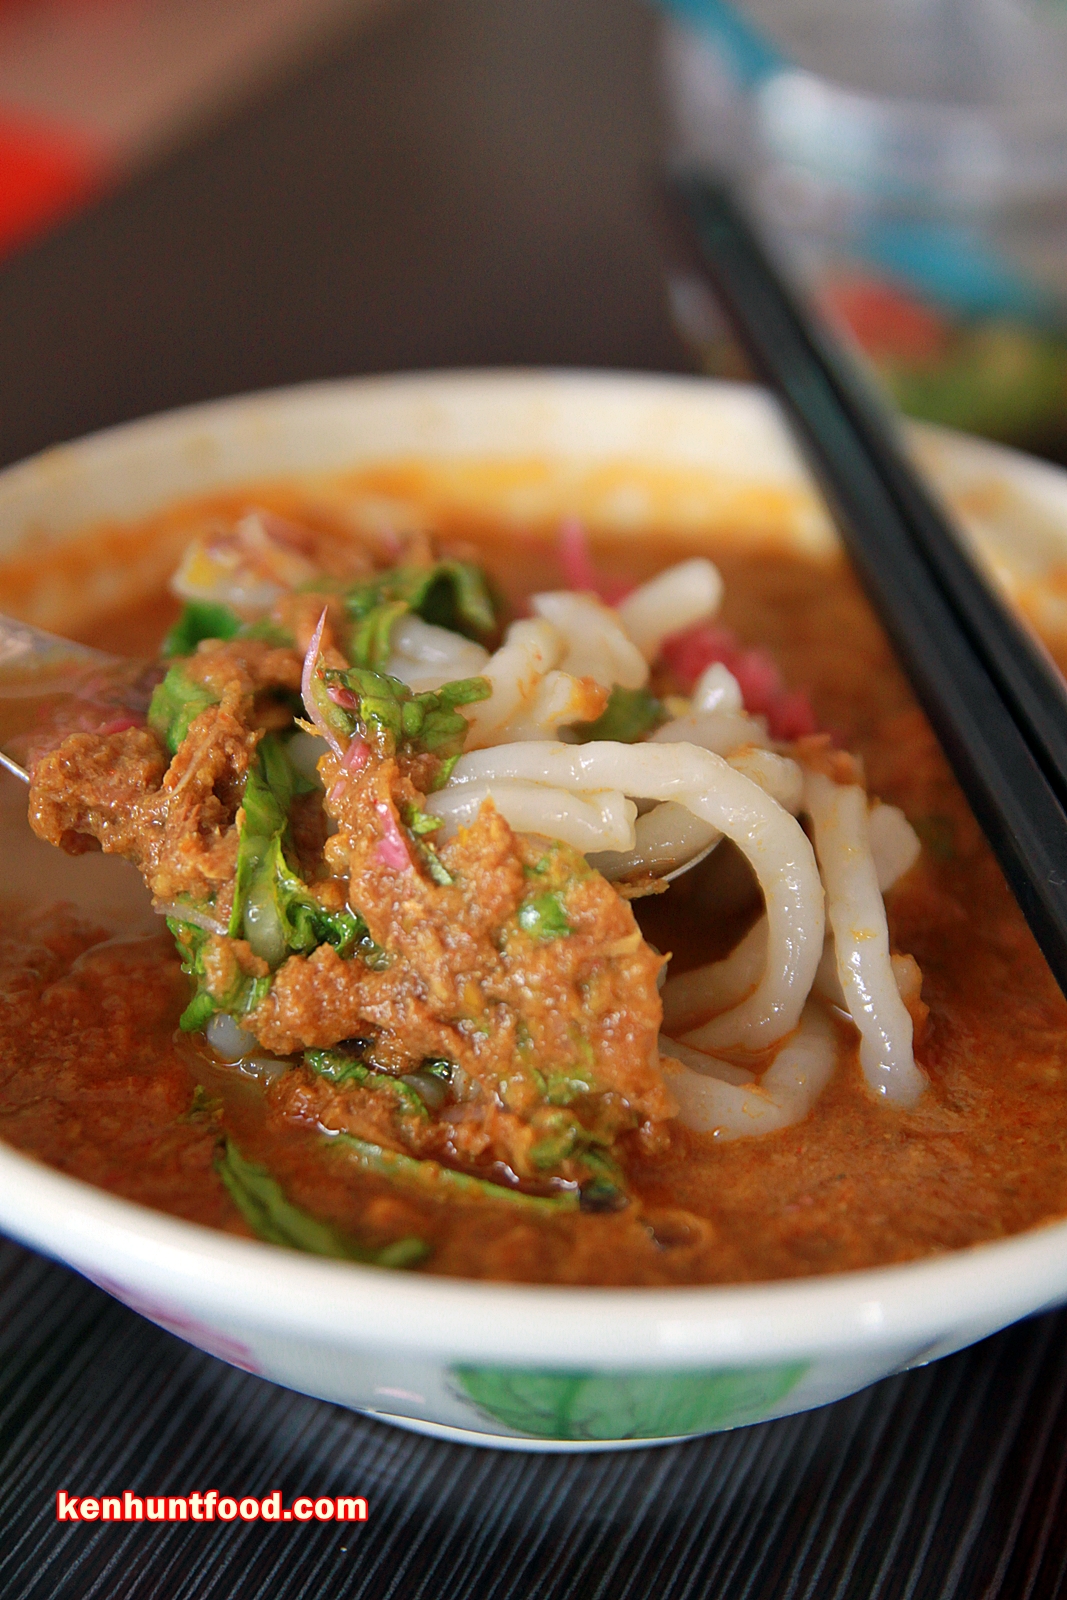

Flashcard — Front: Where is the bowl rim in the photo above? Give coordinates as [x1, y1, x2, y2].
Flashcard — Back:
[3, 365, 1066, 1370]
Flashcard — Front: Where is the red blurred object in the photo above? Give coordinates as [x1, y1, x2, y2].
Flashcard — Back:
[820, 275, 950, 365]
[660, 621, 817, 739]
[0, 109, 105, 258]
[556, 519, 631, 604]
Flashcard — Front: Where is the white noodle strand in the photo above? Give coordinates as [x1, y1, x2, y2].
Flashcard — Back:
[425, 781, 637, 854]
[530, 593, 648, 688]
[804, 770, 926, 1105]
[386, 614, 489, 692]
[590, 801, 720, 881]
[663, 1002, 839, 1138]
[665, 918, 768, 1036]
[616, 558, 723, 660]
[652, 708, 772, 756]
[867, 801, 921, 892]
[691, 663, 743, 714]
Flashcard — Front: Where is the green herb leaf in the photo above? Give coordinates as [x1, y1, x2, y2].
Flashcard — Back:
[568, 685, 665, 744]
[323, 666, 490, 761]
[239, 616, 295, 647]
[148, 665, 221, 755]
[217, 1139, 428, 1267]
[517, 893, 571, 940]
[401, 801, 444, 836]
[166, 919, 271, 1032]
[345, 560, 496, 644]
[304, 1046, 371, 1085]
[162, 600, 242, 657]
[349, 598, 411, 669]
[576, 1147, 629, 1212]
[419, 1057, 456, 1080]
[529, 1110, 581, 1170]
[328, 1133, 580, 1213]
[231, 735, 353, 962]
[303, 1049, 430, 1120]
[182, 1084, 224, 1123]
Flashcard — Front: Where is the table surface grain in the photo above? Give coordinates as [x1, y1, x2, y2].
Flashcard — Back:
[0, 2, 1064, 1595]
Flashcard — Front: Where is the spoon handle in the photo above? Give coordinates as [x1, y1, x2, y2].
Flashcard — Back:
[0, 613, 116, 682]
[0, 612, 144, 783]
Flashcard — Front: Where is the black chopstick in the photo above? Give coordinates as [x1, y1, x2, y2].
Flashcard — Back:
[669, 174, 1067, 998]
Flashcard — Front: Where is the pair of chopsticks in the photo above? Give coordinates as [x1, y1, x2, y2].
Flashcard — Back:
[671, 176, 1067, 996]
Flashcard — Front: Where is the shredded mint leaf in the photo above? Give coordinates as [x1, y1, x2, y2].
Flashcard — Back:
[517, 893, 571, 940]
[167, 919, 271, 1032]
[576, 1147, 628, 1212]
[163, 600, 242, 657]
[148, 666, 220, 755]
[345, 561, 496, 646]
[543, 1070, 596, 1106]
[304, 1046, 370, 1085]
[328, 1133, 579, 1213]
[268, 841, 376, 958]
[349, 598, 411, 669]
[428, 753, 461, 792]
[238, 616, 295, 647]
[231, 739, 383, 965]
[217, 1140, 428, 1267]
[529, 1110, 582, 1170]
[398, 799, 452, 886]
[178, 988, 218, 1033]
[304, 1049, 430, 1120]
[230, 735, 363, 965]
[322, 666, 489, 760]
[401, 801, 444, 836]
[568, 685, 665, 744]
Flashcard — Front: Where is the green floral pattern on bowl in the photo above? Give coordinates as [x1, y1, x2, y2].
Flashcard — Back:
[452, 1361, 808, 1442]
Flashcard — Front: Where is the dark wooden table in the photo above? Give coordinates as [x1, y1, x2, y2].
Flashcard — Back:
[1, 2, 1066, 1595]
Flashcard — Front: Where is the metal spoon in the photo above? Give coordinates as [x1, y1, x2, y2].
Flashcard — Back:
[0, 612, 127, 781]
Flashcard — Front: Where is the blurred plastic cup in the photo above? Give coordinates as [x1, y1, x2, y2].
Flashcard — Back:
[659, 0, 1067, 457]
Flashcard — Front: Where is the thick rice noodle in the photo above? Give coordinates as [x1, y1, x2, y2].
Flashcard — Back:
[462, 559, 724, 749]
[426, 780, 637, 855]
[662, 1003, 839, 1138]
[530, 592, 648, 688]
[460, 619, 605, 748]
[584, 749, 800, 882]
[651, 707, 772, 758]
[867, 801, 921, 892]
[691, 662, 743, 714]
[438, 740, 824, 1050]
[616, 558, 723, 660]
[385, 614, 490, 693]
[803, 770, 926, 1106]
[662, 918, 769, 1036]
[589, 800, 719, 882]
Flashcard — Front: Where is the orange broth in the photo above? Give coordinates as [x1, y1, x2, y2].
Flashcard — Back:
[1, 490, 1065, 1286]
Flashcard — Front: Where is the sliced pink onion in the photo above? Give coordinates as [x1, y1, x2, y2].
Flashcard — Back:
[374, 802, 413, 870]
[96, 715, 140, 736]
[343, 737, 370, 774]
[300, 608, 345, 758]
[155, 901, 229, 936]
[327, 737, 371, 804]
[558, 518, 599, 593]
[327, 682, 359, 712]
[557, 517, 631, 605]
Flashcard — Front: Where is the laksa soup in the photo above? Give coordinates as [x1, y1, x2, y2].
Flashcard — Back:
[2, 469, 1064, 1287]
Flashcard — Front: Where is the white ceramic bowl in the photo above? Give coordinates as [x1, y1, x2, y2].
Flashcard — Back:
[2, 371, 1066, 1452]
